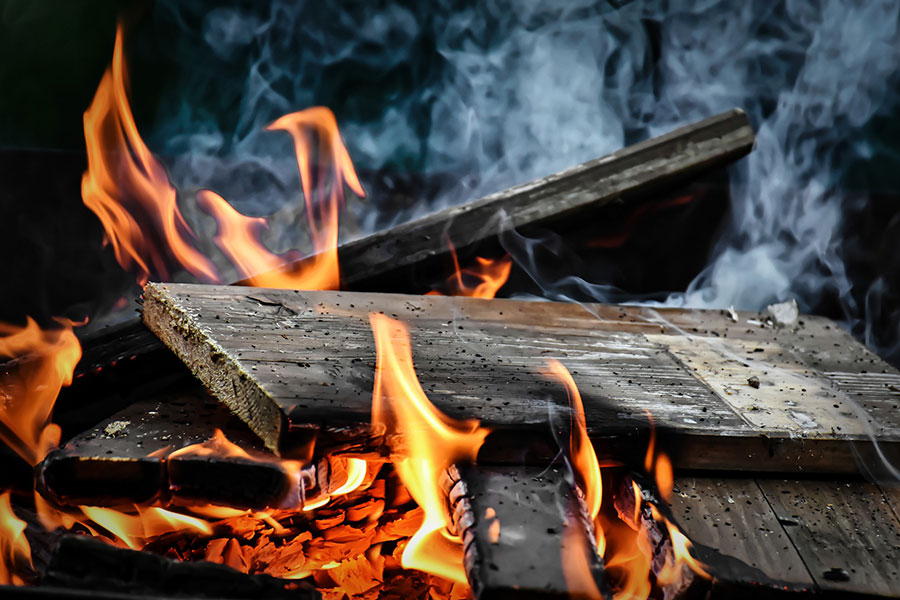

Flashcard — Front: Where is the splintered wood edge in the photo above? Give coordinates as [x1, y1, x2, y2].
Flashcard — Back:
[142, 282, 286, 454]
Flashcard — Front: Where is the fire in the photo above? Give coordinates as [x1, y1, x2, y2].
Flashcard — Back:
[0, 318, 81, 466]
[77, 505, 213, 551]
[82, 23, 219, 286]
[369, 313, 489, 584]
[428, 239, 512, 299]
[544, 359, 709, 598]
[198, 107, 364, 290]
[541, 360, 603, 529]
[0, 492, 31, 586]
[561, 519, 606, 600]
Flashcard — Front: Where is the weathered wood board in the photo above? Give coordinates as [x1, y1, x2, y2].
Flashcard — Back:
[251, 109, 754, 291]
[38, 385, 311, 509]
[143, 283, 900, 473]
[667, 477, 900, 597]
[757, 479, 900, 597]
[667, 478, 813, 589]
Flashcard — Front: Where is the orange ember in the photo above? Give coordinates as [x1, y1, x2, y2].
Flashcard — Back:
[0, 318, 81, 466]
[370, 313, 489, 584]
[428, 238, 512, 299]
[82, 24, 218, 286]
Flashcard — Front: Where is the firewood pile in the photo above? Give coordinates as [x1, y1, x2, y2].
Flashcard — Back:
[4, 104, 900, 600]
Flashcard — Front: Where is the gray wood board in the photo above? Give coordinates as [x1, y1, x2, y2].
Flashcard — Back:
[143, 283, 900, 473]
[254, 109, 754, 290]
[668, 477, 813, 589]
[757, 479, 900, 597]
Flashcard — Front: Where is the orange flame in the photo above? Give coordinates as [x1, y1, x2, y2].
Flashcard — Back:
[428, 238, 512, 299]
[0, 318, 81, 466]
[561, 519, 605, 600]
[547, 359, 710, 598]
[370, 314, 489, 584]
[652, 506, 710, 585]
[81, 23, 218, 286]
[198, 107, 364, 291]
[541, 361, 602, 522]
[78, 505, 213, 550]
[0, 492, 32, 586]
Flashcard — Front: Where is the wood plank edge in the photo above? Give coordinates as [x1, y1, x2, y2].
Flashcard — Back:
[142, 283, 287, 454]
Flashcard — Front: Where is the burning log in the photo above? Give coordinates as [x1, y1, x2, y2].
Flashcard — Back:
[255, 109, 755, 292]
[444, 464, 609, 599]
[143, 284, 900, 474]
[37, 386, 315, 509]
[42, 534, 318, 599]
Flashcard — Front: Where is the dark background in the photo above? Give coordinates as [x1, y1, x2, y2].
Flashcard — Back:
[1, 0, 899, 364]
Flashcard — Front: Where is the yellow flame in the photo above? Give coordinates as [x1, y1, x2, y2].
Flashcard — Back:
[370, 313, 488, 584]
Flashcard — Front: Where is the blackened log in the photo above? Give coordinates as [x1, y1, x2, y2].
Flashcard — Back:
[37, 385, 313, 509]
[42, 535, 318, 599]
[257, 109, 753, 292]
[445, 464, 610, 599]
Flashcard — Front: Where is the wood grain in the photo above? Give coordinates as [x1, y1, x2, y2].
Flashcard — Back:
[668, 478, 813, 588]
[142, 284, 900, 473]
[758, 479, 900, 597]
[37, 385, 312, 509]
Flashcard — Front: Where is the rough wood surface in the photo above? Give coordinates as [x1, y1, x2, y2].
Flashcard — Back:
[446, 464, 608, 599]
[667, 478, 813, 589]
[757, 479, 900, 597]
[37, 385, 313, 509]
[258, 109, 754, 290]
[142, 284, 900, 473]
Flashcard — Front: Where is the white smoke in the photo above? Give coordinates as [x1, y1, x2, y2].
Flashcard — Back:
[145, 0, 900, 356]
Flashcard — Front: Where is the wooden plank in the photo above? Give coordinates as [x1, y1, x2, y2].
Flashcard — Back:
[758, 479, 900, 597]
[37, 385, 313, 509]
[667, 478, 813, 589]
[142, 284, 900, 473]
[255, 109, 754, 291]
[445, 464, 608, 599]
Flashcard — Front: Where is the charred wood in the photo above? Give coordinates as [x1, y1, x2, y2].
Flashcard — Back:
[254, 109, 755, 292]
[42, 535, 318, 599]
[37, 386, 314, 510]
[444, 464, 610, 599]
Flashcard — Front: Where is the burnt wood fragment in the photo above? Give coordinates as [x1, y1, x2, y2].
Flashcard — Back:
[37, 385, 313, 509]
[259, 109, 754, 292]
[42, 535, 318, 599]
[445, 464, 610, 599]
[143, 284, 900, 474]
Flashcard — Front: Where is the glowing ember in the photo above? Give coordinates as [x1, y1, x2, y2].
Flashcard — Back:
[0, 318, 81, 466]
[370, 313, 489, 585]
